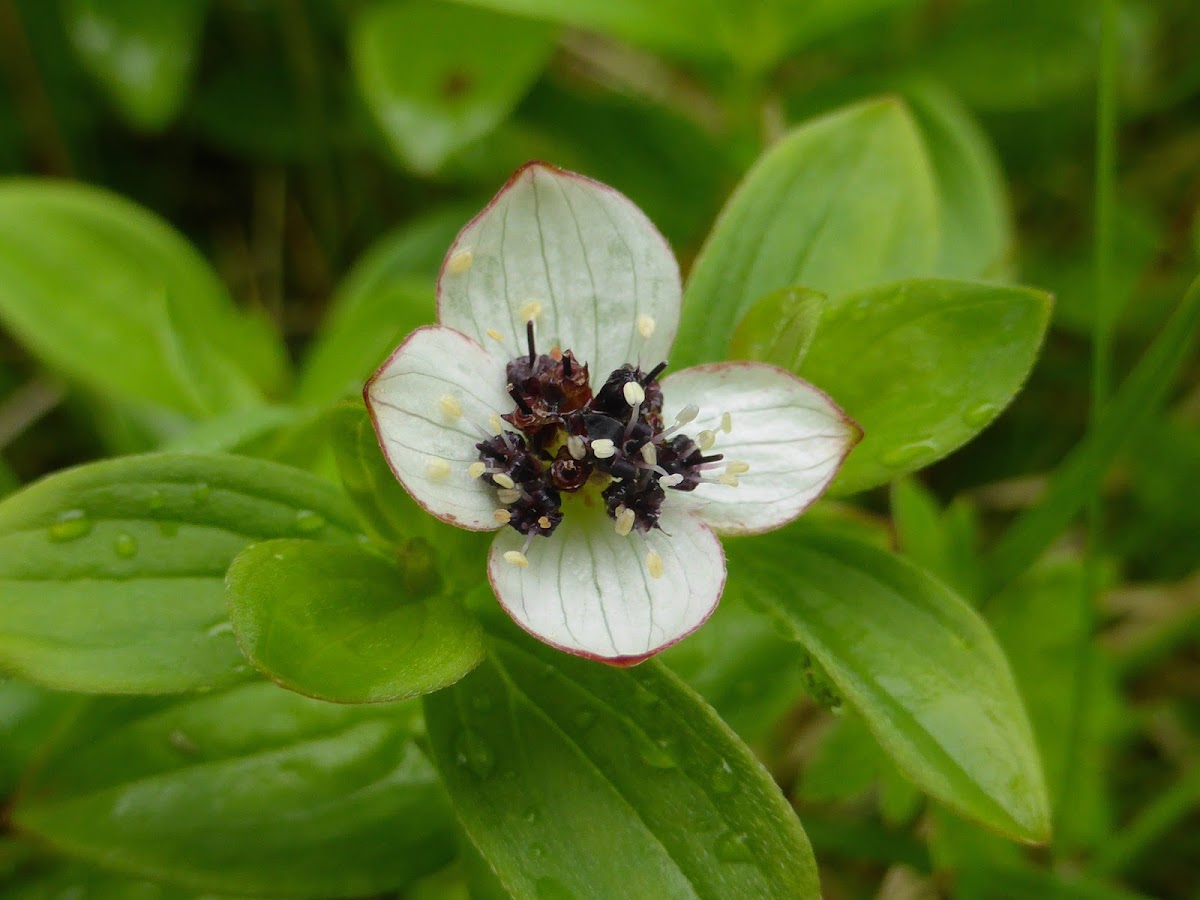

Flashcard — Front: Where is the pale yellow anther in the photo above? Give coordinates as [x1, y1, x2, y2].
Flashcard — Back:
[623, 381, 645, 407]
[675, 404, 699, 426]
[637, 314, 656, 339]
[538, 515, 552, 530]
[659, 473, 683, 489]
[468, 462, 487, 479]
[493, 473, 516, 490]
[567, 435, 586, 460]
[426, 458, 451, 480]
[519, 299, 543, 322]
[497, 488, 521, 505]
[503, 550, 529, 568]
[446, 249, 473, 274]
[488, 413, 504, 434]
[698, 430, 717, 451]
[718, 473, 740, 487]
[614, 506, 635, 537]
[486, 328, 505, 344]
[640, 443, 658, 466]
[439, 394, 463, 419]
[591, 438, 616, 459]
[726, 461, 750, 475]
[646, 549, 664, 579]
[721, 412, 733, 433]
[493, 508, 512, 524]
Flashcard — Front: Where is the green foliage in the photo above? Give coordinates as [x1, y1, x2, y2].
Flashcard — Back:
[424, 629, 820, 898]
[9, 683, 456, 896]
[0, 453, 356, 693]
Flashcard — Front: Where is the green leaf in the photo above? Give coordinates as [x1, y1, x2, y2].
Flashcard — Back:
[296, 205, 472, 406]
[727, 286, 824, 371]
[0, 453, 357, 694]
[227, 539, 483, 704]
[797, 278, 1051, 495]
[424, 631, 820, 898]
[0, 181, 285, 417]
[10, 682, 456, 896]
[729, 524, 1051, 843]
[63, 0, 208, 131]
[0, 680, 76, 798]
[677, 97, 939, 367]
[986, 273, 1200, 591]
[662, 592, 811, 744]
[903, 81, 1013, 280]
[1, 859, 201, 900]
[351, 1, 555, 174]
[891, 477, 982, 602]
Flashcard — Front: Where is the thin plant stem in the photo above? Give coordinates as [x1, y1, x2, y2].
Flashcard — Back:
[1057, 0, 1119, 857]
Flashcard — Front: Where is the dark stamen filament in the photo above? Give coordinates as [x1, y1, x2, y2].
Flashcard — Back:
[526, 321, 536, 362]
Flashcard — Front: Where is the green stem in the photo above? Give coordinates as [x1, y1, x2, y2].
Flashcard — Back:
[1057, 0, 1119, 858]
[1092, 765, 1200, 876]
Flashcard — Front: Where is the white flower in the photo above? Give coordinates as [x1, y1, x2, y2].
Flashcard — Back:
[366, 163, 860, 665]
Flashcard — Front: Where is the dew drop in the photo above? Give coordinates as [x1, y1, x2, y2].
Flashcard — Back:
[294, 509, 325, 534]
[454, 729, 495, 778]
[206, 621, 233, 638]
[158, 521, 180, 538]
[113, 532, 138, 559]
[714, 831, 755, 863]
[530, 843, 546, 860]
[711, 758, 736, 794]
[522, 806, 540, 824]
[48, 510, 91, 543]
[881, 442, 936, 468]
[635, 732, 676, 769]
[573, 708, 597, 729]
[147, 490, 165, 512]
[167, 729, 198, 754]
[633, 685, 661, 713]
[535, 877, 575, 900]
[191, 483, 211, 503]
[963, 402, 999, 428]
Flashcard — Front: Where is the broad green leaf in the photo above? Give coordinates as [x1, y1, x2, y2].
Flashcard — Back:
[424, 631, 820, 898]
[296, 205, 472, 406]
[727, 286, 824, 372]
[227, 539, 483, 704]
[797, 279, 1051, 495]
[0, 453, 357, 694]
[662, 591, 811, 744]
[0, 182, 285, 417]
[351, 1, 555, 174]
[904, 81, 1013, 280]
[160, 405, 312, 455]
[11, 682, 455, 896]
[986, 273, 1200, 591]
[63, 0, 208, 131]
[729, 524, 1050, 843]
[677, 97, 939, 367]
[0, 680, 76, 798]
[2, 859, 202, 899]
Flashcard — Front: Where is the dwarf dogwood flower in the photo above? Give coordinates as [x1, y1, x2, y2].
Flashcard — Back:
[366, 162, 860, 665]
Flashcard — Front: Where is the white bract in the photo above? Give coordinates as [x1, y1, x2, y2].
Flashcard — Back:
[367, 162, 860, 665]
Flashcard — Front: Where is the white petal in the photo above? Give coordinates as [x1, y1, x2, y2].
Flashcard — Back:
[438, 162, 681, 380]
[365, 326, 510, 531]
[661, 362, 861, 535]
[488, 502, 724, 664]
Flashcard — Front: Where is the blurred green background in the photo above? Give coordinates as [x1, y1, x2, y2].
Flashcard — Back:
[0, 0, 1198, 897]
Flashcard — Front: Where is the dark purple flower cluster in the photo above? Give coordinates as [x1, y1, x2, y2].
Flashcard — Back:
[475, 325, 721, 540]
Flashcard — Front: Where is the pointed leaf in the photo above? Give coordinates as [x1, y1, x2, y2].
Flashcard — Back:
[729, 524, 1051, 843]
[677, 98, 938, 367]
[424, 631, 820, 898]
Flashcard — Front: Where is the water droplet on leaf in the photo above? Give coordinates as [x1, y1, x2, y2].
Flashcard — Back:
[635, 732, 676, 769]
[191, 483, 211, 503]
[573, 708, 597, 729]
[714, 831, 754, 863]
[113, 532, 137, 558]
[158, 521, 179, 538]
[147, 490, 165, 511]
[881, 442, 936, 468]
[48, 510, 91, 542]
[963, 402, 999, 428]
[455, 729, 495, 778]
[294, 509, 325, 534]
[206, 621, 233, 638]
[712, 758, 736, 794]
